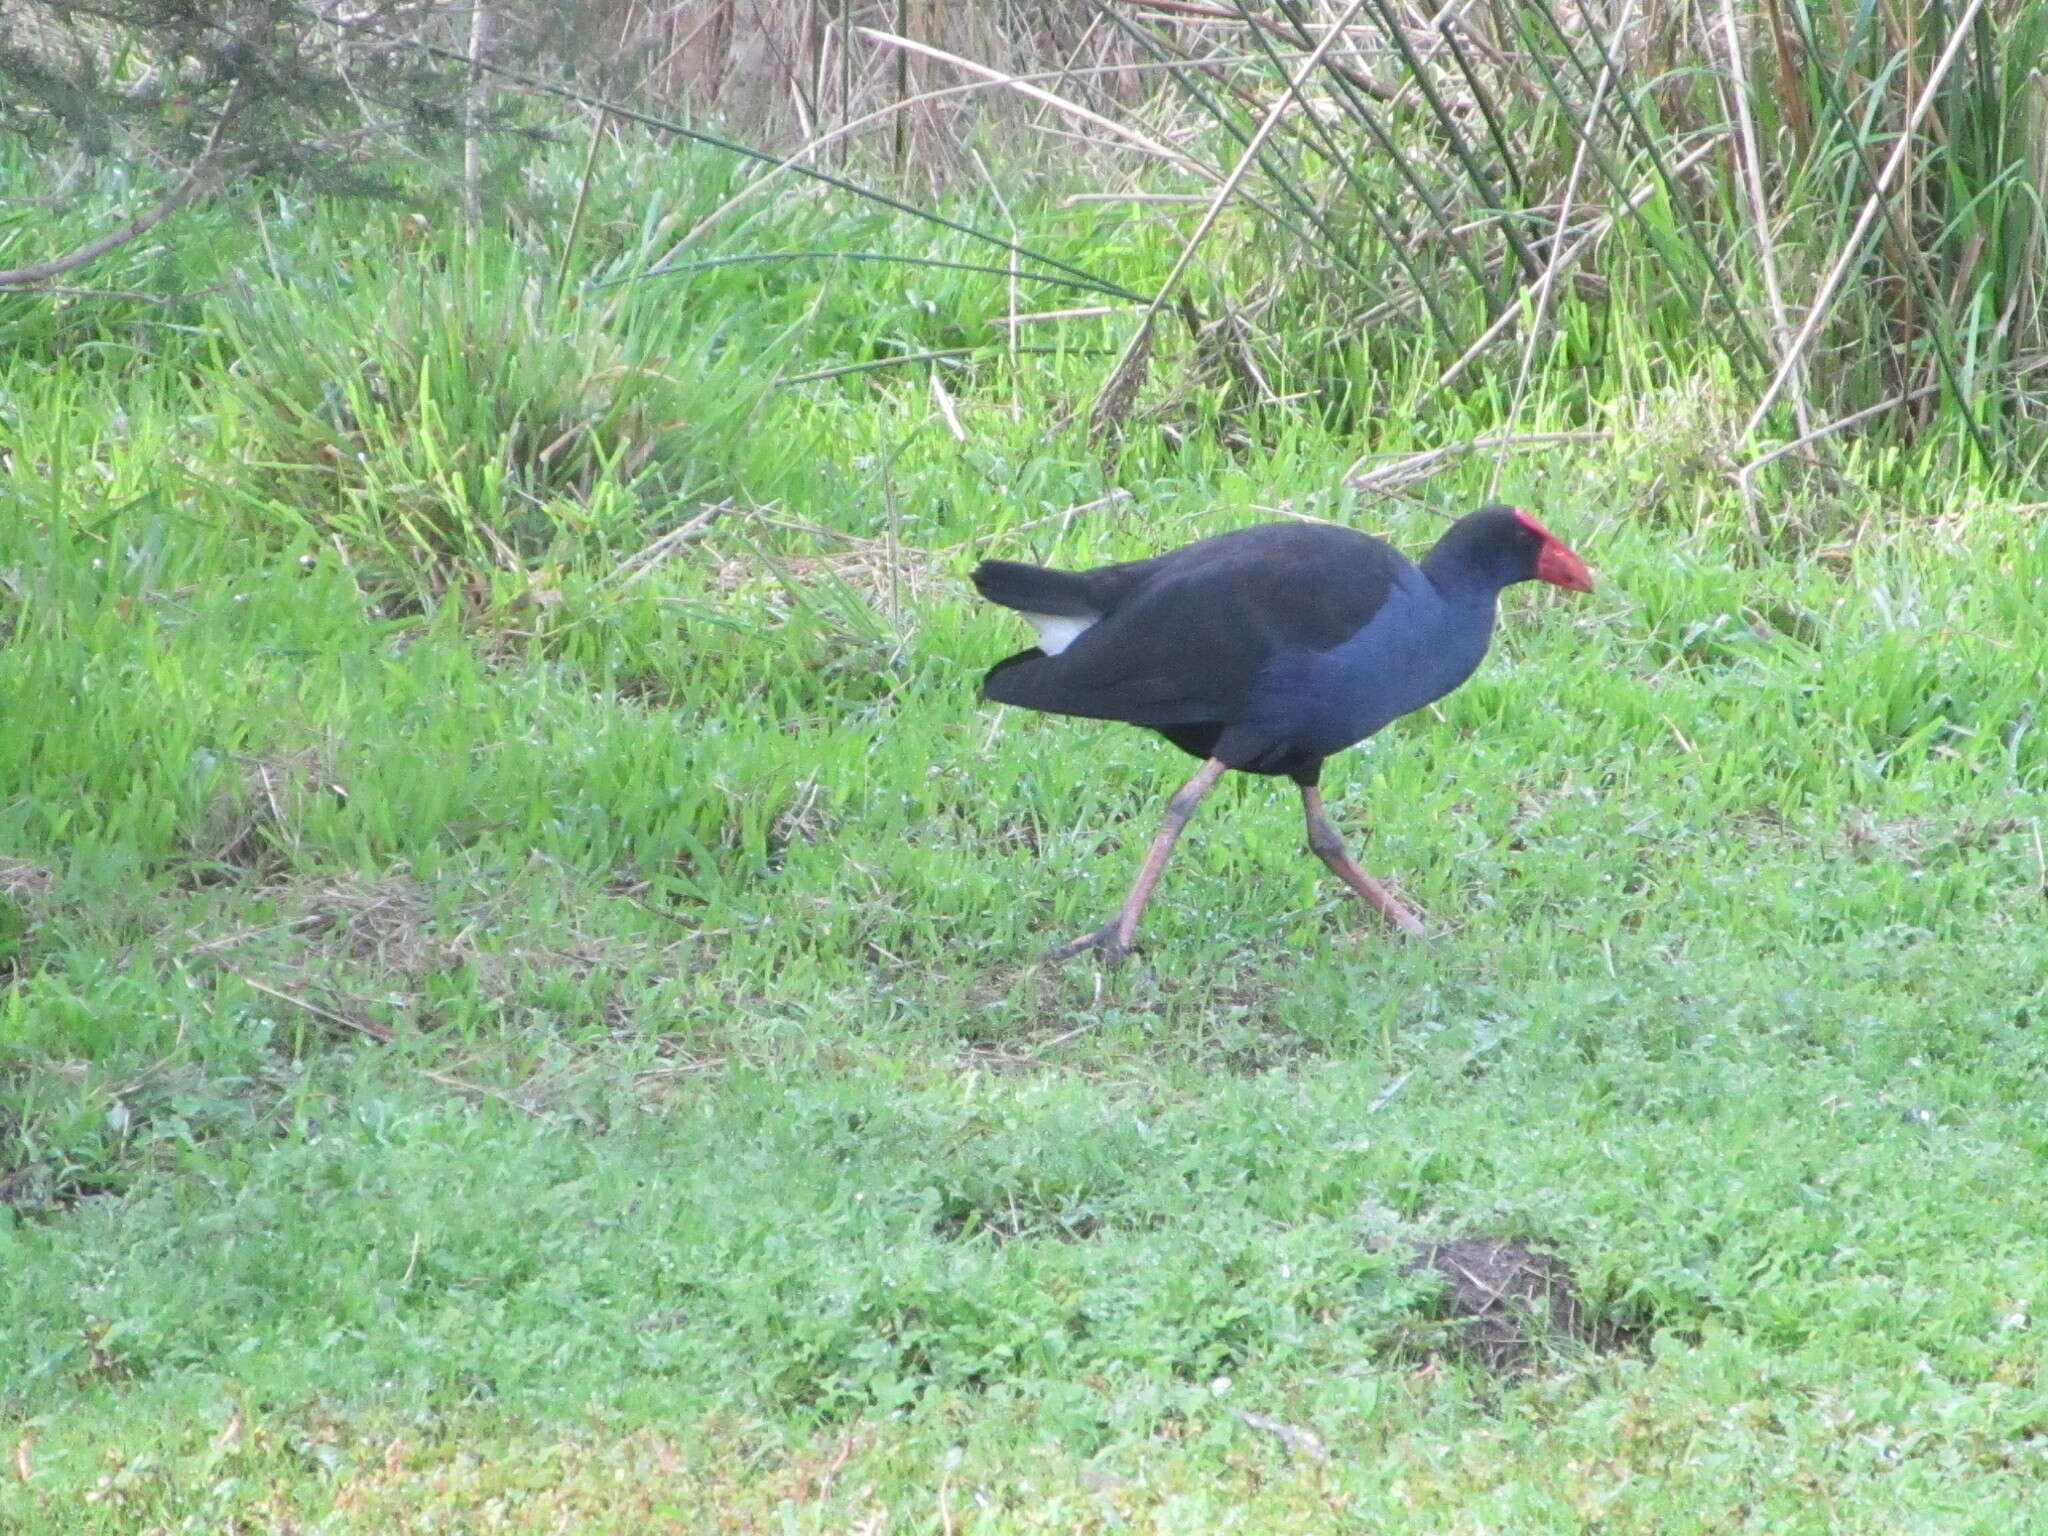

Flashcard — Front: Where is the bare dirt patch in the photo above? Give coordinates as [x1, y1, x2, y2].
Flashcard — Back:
[1403, 1235, 1637, 1372]
[946, 957, 1326, 1075]
[0, 858, 54, 899]
[285, 875, 679, 1035]
[295, 874, 438, 964]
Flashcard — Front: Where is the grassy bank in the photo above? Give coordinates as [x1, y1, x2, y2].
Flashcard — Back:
[4, 127, 2048, 1531]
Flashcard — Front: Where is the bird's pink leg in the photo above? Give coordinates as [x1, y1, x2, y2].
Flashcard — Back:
[1300, 785, 1427, 938]
[1047, 757, 1229, 966]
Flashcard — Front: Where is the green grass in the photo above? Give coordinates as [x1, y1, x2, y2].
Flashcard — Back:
[5, 132, 2048, 1532]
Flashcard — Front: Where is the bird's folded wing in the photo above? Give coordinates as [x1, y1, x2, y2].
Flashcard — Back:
[983, 545, 1397, 726]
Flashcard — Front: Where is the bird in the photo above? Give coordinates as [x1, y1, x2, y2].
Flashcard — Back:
[972, 504, 1594, 964]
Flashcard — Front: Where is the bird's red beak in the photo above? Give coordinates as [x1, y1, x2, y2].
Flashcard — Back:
[1534, 538, 1594, 592]
[1515, 510, 1595, 592]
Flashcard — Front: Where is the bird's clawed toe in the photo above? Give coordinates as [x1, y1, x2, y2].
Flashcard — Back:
[1044, 922, 1133, 967]
[1351, 878, 1428, 937]
[1371, 899, 1429, 939]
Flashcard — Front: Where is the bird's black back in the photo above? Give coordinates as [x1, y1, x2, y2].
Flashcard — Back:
[978, 522, 1403, 734]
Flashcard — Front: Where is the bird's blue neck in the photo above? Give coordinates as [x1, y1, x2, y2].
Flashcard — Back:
[1419, 557, 1510, 612]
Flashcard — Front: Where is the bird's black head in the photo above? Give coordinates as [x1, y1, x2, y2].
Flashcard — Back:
[1421, 504, 1594, 597]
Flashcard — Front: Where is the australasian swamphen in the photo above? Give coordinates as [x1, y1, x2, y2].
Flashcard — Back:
[973, 504, 1594, 963]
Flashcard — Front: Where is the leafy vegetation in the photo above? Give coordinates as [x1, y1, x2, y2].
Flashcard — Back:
[6, 8, 2048, 1528]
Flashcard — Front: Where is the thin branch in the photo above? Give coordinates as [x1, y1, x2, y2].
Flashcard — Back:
[1438, 135, 1726, 389]
[778, 344, 1105, 386]
[856, 26, 1215, 181]
[554, 106, 609, 299]
[608, 249, 1136, 303]
[609, 501, 733, 585]
[663, 52, 1296, 271]
[934, 489, 1135, 555]
[1497, 0, 1635, 492]
[463, 0, 494, 233]
[316, 17, 1148, 304]
[420, 1067, 545, 1116]
[0, 78, 248, 289]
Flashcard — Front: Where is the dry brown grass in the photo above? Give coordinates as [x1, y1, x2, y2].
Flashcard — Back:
[582, 0, 1153, 169]
[287, 875, 677, 1023]
[182, 750, 347, 883]
[171, 867, 701, 1069]
[579, 1, 2048, 470]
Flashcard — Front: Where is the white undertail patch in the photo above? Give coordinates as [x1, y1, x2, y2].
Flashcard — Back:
[1021, 612, 1094, 656]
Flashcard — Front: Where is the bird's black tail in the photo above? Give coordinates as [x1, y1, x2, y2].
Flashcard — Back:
[981, 647, 1048, 701]
[970, 559, 1098, 617]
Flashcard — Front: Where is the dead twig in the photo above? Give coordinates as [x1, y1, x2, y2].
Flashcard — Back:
[1738, 384, 1944, 485]
[610, 502, 735, 585]
[1438, 135, 1727, 390]
[936, 488, 1134, 555]
[855, 26, 1217, 184]
[420, 1067, 545, 1117]
[236, 973, 394, 1044]
[1232, 1408, 1332, 1464]
[1344, 431, 1606, 495]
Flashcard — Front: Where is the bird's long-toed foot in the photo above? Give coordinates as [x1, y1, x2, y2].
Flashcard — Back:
[1301, 785, 1428, 938]
[1044, 921, 1133, 966]
[1040, 759, 1227, 966]
[1358, 887, 1427, 938]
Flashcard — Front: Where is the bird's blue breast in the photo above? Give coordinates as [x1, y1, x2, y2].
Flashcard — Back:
[1243, 568, 1497, 757]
